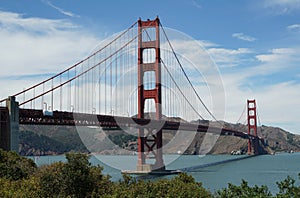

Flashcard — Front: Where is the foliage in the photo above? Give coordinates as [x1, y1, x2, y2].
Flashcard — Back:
[36, 152, 112, 197]
[276, 175, 300, 198]
[19, 129, 88, 155]
[0, 149, 37, 180]
[113, 173, 212, 197]
[49, 127, 89, 152]
[0, 177, 41, 197]
[287, 133, 294, 145]
[19, 130, 69, 155]
[108, 133, 137, 148]
[216, 180, 272, 198]
[0, 150, 300, 197]
[36, 162, 65, 197]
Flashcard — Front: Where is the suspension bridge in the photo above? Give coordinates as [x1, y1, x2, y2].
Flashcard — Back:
[0, 17, 266, 174]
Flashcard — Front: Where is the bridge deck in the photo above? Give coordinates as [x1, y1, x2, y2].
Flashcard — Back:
[19, 108, 262, 141]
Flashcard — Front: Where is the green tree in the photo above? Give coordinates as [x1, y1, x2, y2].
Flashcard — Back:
[37, 162, 65, 197]
[37, 152, 112, 197]
[0, 149, 37, 180]
[112, 173, 212, 197]
[276, 175, 300, 198]
[0, 177, 41, 197]
[216, 180, 272, 198]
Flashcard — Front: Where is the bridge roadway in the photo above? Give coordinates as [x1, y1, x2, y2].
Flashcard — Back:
[19, 108, 263, 141]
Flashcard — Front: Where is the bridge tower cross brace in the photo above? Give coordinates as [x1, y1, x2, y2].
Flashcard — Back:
[137, 17, 165, 172]
[247, 99, 259, 155]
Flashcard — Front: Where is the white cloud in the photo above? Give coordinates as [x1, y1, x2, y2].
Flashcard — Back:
[287, 24, 300, 31]
[208, 47, 253, 67]
[254, 48, 300, 75]
[232, 33, 257, 42]
[264, 0, 300, 14]
[0, 10, 299, 135]
[256, 48, 295, 62]
[221, 70, 300, 134]
[217, 47, 300, 134]
[0, 11, 101, 99]
[265, 0, 300, 7]
[42, 0, 80, 18]
[162, 39, 218, 71]
[0, 11, 77, 32]
[191, 0, 202, 9]
[197, 40, 219, 48]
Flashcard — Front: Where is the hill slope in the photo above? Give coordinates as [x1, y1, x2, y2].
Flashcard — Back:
[19, 122, 300, 155]
[183, 122, 300, 155]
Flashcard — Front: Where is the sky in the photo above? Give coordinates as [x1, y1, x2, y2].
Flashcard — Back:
[0, 0, 300, 134]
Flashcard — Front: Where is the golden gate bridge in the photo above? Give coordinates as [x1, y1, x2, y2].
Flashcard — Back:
[0, 17, 265, 174]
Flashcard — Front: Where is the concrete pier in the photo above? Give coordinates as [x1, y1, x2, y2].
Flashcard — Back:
[0, 106, 10, 150]
[7, 96, 19, 152]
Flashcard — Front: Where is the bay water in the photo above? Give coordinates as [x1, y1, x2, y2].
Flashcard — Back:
[29, 152, 300, 194]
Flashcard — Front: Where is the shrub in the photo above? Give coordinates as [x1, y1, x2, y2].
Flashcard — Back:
[276, 175, 300, 198]
[36, 152, 112, 197]
[216, 180, 272, 198]
[0, 149, 37, 180]
[112, 173, 212, 197]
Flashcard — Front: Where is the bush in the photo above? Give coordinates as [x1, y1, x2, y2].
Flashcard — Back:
[0, 149, 37, 180]
[36, 152, 112, 197]
[36, 162, 65, 197]
[216, 180, 272, 198]
[1, 149, 300, 198]
[0, 177, 41, 197]
[276, 175, 300, 198]
[112, 173, 212, 197]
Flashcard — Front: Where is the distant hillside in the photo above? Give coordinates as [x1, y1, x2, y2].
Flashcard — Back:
[19, 120, 300, 156]
[183, 121, 300, 155]
[19, 126, 88, 156]
[259, 125, 300, 152]
[19, 131, 67, 155]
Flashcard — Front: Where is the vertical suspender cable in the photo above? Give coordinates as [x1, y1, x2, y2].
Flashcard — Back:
[85, 62, 88, 113]
[23, 89, 25, 108]
[51, 79, 53, 111]
[110, 55, 113, 115]
[115, 51, 118, 115]
[81, 64, 84, 113]
[30, 89, 33, 109]
[86, 60, 89, 113]
[105, 48, 107, 114]
[68, 70, 71, 112]
[92, 57, 95, 114]
[160, 23, 219, 123]
[99, 53, 101, 114]
[33, 88, 35, 109]
[42, 83, 45, 109]
[123, 36, 125, 115]
[60, 74, 62, 111]
[74, 67, 77, 112]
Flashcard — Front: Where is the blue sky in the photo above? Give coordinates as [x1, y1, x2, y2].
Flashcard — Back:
[0, 0, 300, 134]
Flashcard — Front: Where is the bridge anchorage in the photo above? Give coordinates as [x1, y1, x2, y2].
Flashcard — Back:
[0, 16, 267, 175]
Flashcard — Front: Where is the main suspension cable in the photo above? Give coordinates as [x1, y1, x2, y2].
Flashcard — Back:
[159, 21, 220, 123]
[160, 58, 204, 120]
[0, 21, 138, 104]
